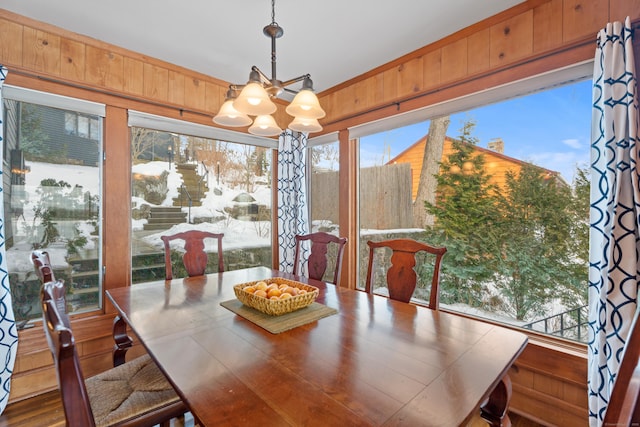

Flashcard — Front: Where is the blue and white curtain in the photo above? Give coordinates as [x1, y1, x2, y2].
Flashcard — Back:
[0, 66, 18, 414]
[277, 130, 310, 274]
[588, 17, 640, 427]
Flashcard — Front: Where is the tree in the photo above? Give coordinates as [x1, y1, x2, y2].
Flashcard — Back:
[424, 119, 501, 306]
[494, 163, 579, 320]
[131, 127, 161, 163]
[28, 178, 95, 252]
[239, 145, 258, 192]
[19, 104, 51, 160]
[414, 116, 449, 228]
[311, 143, 339, 171]
[254, 147, 269, 177]
[559, 165, 590, 309]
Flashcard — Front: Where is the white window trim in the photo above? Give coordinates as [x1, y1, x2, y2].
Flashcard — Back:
[128, 111, 278, 149]
[4, 85, 105, 117]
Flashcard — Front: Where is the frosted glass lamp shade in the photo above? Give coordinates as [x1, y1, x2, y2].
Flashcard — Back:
[213, 100, 252, 127]
[285, 89, 325, 119]
[248, 115, 282, 137]
[288, 116, 322, 133]
[233, 82, 277, 116]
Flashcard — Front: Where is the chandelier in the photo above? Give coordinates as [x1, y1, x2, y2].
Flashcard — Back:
[213, 0, 325, 137]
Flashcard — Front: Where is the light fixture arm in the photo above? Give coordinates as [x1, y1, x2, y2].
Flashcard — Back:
[280, 74, 311, 90]
[252, 65, 271, 85]
[230, 68, 313, 97]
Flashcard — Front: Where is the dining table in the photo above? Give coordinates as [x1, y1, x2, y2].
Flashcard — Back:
[106, 266, 528, 427]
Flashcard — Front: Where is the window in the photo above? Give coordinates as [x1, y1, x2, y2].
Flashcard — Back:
[358, 75, 591, 343]
[3, 92, 103, 328]
[130, 126, 272, 282]
[310, 140, 340, 232]
[309, 139, 341, 281]
[64, 112, 100, 141]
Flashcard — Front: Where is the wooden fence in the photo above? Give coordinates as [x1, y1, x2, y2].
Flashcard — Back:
[311, 163, 413, 229]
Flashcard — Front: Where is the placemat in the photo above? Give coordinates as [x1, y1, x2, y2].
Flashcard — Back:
[220, 299, 338, 334]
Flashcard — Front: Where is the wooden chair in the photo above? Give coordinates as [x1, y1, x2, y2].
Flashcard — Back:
[161, 230, 224, 280]
[364, 238, 447, 309]
[40, 279, 187, 427]
[31, 250, 55, 284]
[603, 307, 640, 425]
[293, 232, 347, 286]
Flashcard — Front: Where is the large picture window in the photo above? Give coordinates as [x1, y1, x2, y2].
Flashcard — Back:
[130, 126, 272, 282]
[3, 92, 103, 328]
[358, 76, 591, 343]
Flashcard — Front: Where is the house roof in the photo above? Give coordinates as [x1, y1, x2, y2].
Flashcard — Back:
[387, 134, 567, 200]
[389, 134, 563, 178]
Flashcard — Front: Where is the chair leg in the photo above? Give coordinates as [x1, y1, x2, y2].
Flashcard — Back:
[112, 315, 133, 366]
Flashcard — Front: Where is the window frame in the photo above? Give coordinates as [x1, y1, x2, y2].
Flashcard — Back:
[348, 61, 594, 351]
[3, 86, 106, 321]
[127, 112, 278, 280]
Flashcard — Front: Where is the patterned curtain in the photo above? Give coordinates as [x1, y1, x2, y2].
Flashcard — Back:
[588, 17, 640, 426]
[0, 66, 18, 414]
[277, 130, 310, 274]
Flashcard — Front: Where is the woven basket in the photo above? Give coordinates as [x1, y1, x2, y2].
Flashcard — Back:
[233, 277, 319, 316]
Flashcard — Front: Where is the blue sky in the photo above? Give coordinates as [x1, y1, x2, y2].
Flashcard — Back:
[359, 78, 592, 184]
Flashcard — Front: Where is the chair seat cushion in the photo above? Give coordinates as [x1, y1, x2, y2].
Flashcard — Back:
[85, 354, 181, 427]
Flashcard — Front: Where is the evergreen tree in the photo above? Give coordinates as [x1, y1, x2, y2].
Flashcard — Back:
[495, 164, 578, 320]
[559, 166, 590, 309]
[20, 104, 51, 160]
[424, 120, 501, 306]
[254, 147, 268, 177]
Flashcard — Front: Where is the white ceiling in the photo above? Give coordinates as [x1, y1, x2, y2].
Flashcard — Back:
[2, 0, 524, 94]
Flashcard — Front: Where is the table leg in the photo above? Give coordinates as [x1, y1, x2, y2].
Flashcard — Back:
[480, 374, 513, 427]
[112, 315, 132, 367]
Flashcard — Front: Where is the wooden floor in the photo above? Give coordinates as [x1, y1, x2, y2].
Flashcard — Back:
[0, 390, 545, 427]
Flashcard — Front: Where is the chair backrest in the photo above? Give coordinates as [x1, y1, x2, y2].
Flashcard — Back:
[365, 238, 447, 309]
[31, 250, 55, 284]
[161, 230, 224, 280]
[293, 232, 347, 286]
[603, 307, 640, 425]
[41, 280, 96, 427]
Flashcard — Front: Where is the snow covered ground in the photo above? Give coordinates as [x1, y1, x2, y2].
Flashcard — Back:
[7, 160, 272, 273]
[132, 161, 271, 252]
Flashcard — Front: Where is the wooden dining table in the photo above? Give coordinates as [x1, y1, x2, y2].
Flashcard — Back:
[106, 266, 527, 427]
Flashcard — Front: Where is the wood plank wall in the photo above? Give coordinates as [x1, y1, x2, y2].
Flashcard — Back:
[1, 1, 640, 425]
[319, 0, 640, 132]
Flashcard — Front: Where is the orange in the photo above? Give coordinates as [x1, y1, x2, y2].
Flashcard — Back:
[254, 289, 268, 298]
[244, 286, 256, 294]
[283, 286, 298, 296]
[267, 288, 282, 298]
[255, 281, 268, 291]
[269, 295, 280, 301]
[280, 292, 292, 300]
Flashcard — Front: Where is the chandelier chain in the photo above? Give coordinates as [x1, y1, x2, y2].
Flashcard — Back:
[271, 0, 277, 26]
